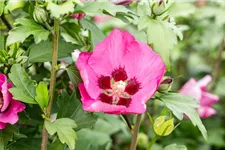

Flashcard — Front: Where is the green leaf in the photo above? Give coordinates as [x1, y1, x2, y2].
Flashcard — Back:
[138, 17, 178, 69]
[136, 1, 151, 17]
[160, 93, 207, 140]
[76, 129, 111, 150]
[0, 125, 18, 149]
[80, 18, 105, 46]
[6, 18, 49, 45]
[0, 0, 4, 16]
[61, 22, 81, 45]
[35, 82, 49, 109]
[4, 0, 25, 13]
[47, 0, 75, 18]
[164, 143, 187, 150]
[29, 39, 79, 62]
[8, 138, 41, 150]
[45, 118, 77, 150]
[65, 65, 82, 88]
[57, 91, 97, 131]
[9, 64, 37, 104]
[49, 139, 65, 150]
[76, 2, 132, 16]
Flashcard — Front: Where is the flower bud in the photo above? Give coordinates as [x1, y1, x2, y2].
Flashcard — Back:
[70, 13, 86, 20]
[72, 49, 81, 62]
[33, 6, 48, 24]
[158, 76, 173, 92]
[137, 133, 148, 148]
[153, 116, 174, 136]
[152, 0, 171, 16]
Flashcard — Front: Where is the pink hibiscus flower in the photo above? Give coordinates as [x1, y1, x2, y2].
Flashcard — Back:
[76, 29, 166, 114]
[0, 74, 25, 129]
[179, 75, 219, 118]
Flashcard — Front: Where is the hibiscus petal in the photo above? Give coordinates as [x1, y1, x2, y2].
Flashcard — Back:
[79, 83, 127, 114]
[0, 122, 7, 129]
[197, 106, 216, 119]
[76, 52, 101, 99]
[88, 29, 135, 76]
[0, 100, 25, 124]
[200, 92, 219, 106]
[0, 74, 12, 112]
[122, 42, 166, 86]
[197, 75, 212, 91]
[179, 78, 201, 101]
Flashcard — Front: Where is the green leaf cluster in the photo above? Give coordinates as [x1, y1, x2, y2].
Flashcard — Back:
[7, 18, 50, 45]
[9, 64, 49, 110]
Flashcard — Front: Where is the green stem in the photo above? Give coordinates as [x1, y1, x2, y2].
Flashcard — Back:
[41, 18, 60, 150]
[0, 130, 5, 150]
[130, 114, 143, 150]
[44, 22, 54, 34]
[146, 135, 158, 150]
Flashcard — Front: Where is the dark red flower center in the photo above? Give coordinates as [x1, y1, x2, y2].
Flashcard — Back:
[98, 67, 140, 107]
[0, 92, 3, 109]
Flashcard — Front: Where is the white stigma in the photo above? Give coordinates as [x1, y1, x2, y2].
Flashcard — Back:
[113, 81, 126, 93]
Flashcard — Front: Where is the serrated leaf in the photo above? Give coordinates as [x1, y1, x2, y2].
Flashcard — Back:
[6, 18, 50, 45]
[47, 0, 75, 18]
[9, 64, 37, 104]
[29, 39, 79, 62]
[57, 91, 97, 131]
[164, 143, 187, 150]
[76, 2, 132, 16]
[160, 93, 207, 140]
[138, 17, 177, 69]
[45, 118, 77, 150]
[80, 18, 105, 46]
[35, 82, 49, 109]
[65, 65, 82, 88]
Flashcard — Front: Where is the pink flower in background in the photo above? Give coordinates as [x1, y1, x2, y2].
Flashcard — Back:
[77, 29, 166, 114]
[94, 15, 112, 23]
[110, 0, 133, 5]
[0, 74, 25, 129]
[179, 75, 219, 118]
